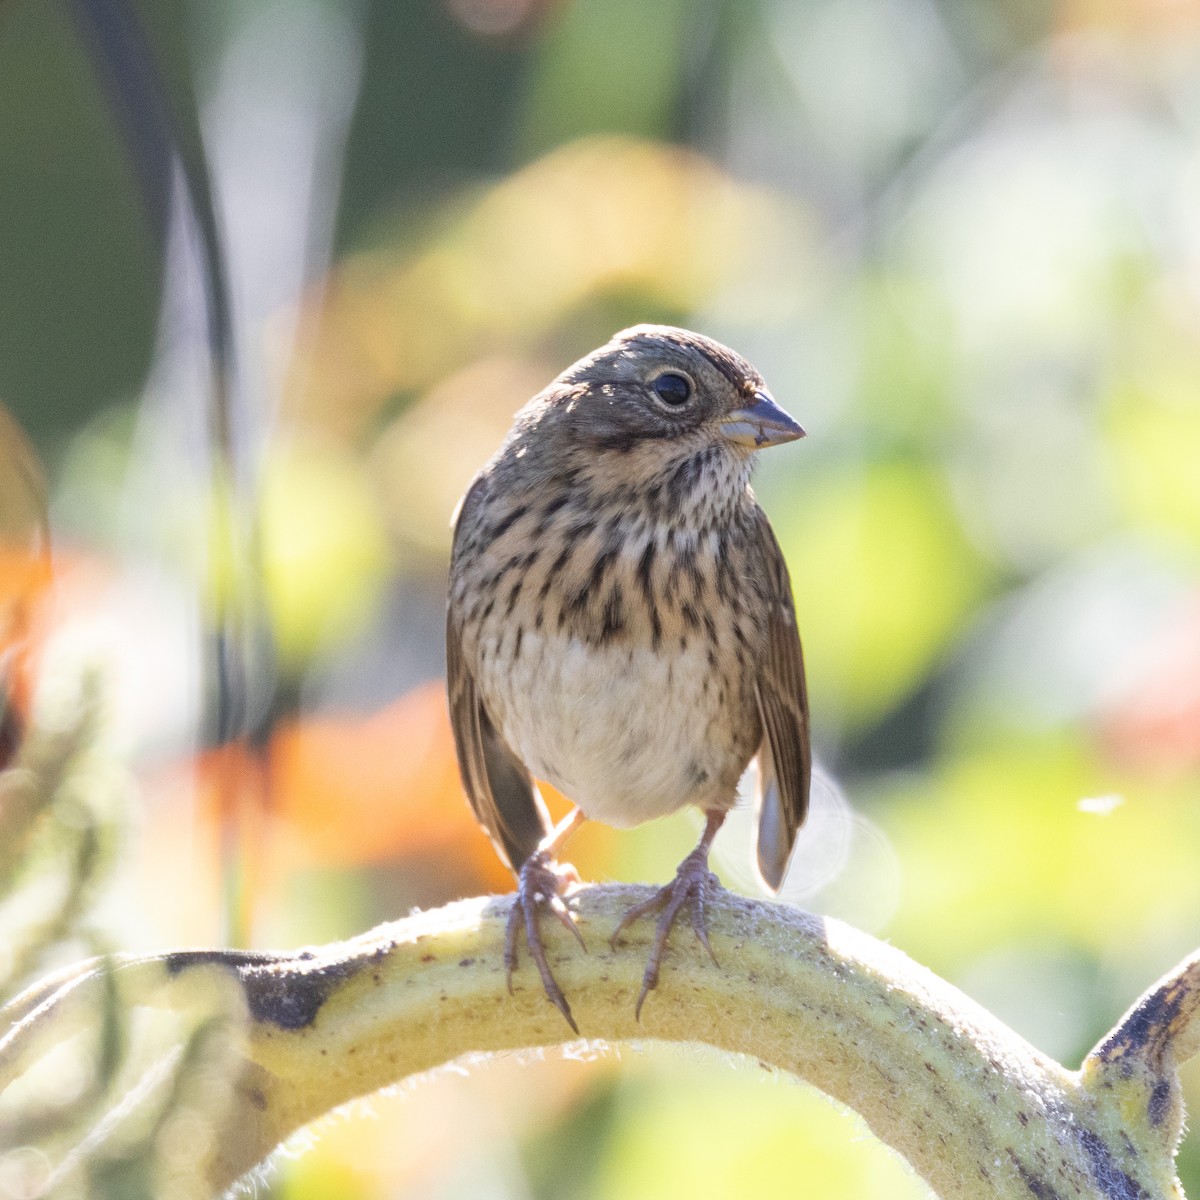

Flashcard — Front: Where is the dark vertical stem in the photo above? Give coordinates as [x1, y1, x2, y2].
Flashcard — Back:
[67, 0, 263, 944]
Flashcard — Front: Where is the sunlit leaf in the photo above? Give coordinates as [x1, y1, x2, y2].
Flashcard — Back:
[521, 0, 689, 150]
[879, 737, 1200, 983]
[285, 136, 817, 440]
[853, 273, 954, 440]
[276, 1051, 613, 1200]
[369, 356, 554, 558]
[1107, 372, 1200, 541]
[258, 438, 391, 663]
[593, 1050, 931, 1200]
[770, 460, 990, 724]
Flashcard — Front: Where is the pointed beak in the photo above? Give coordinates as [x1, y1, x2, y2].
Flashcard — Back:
[719, 391, 806, 450]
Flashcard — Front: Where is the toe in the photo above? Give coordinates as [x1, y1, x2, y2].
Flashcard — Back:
[504, 901, 523, 990]
[615, 859, 724, 1018]
[507, 856, 584, 1033]
[549, 894, 587, 951]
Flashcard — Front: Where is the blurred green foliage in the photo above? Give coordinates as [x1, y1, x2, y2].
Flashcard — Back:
[1, 0, 1199, 1196]
[0, 683, 249, 1199]
[0, 676, 115, 1000]
[0, 3, 160, 435]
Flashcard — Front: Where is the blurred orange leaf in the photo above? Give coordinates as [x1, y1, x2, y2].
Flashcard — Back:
[0, 403, 50, 744]
[189, 681, 512, 890]
[0, 544, 53, 671]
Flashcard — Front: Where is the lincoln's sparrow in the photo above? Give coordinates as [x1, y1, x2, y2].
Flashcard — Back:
[447, 325, 811, 1030]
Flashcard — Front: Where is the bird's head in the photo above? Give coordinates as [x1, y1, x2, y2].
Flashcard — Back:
[541, 324, 805, 461]
[491, 326, 804, 522]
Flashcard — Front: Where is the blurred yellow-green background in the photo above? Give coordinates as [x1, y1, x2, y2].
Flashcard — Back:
[2, 0, 1200, 1196]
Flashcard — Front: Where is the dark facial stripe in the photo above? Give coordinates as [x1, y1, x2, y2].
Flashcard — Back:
[601, 590, 624, 639]
[666, 454, 701, 506]
[636, 539, 657, 602]
[534, 492, 571, 536]
[540, 544, 575, 600]
[504, 579, 523, 617]
[488, 504, 529, 542]
[589, 544, 620, 592]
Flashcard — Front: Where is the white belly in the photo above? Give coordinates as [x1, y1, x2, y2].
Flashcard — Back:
[477, 628, 743, 826]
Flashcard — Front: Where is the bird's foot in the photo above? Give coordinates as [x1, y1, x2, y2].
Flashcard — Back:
[505, 850, 586, 1033]
[609, 847, 722, 1020]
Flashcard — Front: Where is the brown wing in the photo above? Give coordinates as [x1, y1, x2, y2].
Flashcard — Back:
[750, 508, 812, 891]
[446, 485, 551, 874]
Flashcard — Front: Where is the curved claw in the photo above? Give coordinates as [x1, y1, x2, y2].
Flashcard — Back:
[550, 893, 588, 951]
[610, 850, 723, 1021]
[505, 851, 585, 1034]
[690, 874, 721, 967]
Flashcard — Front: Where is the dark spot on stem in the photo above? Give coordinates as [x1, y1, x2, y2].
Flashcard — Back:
[1076, 1129, 1153, 1200]
[1148, 1078, 1174, 1127]
[166, 946, 393, 1031]
[1009, 1157, 1064, 1200]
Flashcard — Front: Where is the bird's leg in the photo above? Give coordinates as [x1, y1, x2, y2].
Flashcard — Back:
[505, 807, 588, 1033]
[610, 809, 727, 1020]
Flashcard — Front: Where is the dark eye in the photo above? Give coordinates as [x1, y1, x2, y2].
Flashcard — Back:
[652, 372, 692, 407]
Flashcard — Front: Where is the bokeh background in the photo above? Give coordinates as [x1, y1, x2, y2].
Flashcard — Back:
[2, 0, 1200, 1196]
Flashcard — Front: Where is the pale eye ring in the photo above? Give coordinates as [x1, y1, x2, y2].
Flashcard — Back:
[651, 371, 693, 407]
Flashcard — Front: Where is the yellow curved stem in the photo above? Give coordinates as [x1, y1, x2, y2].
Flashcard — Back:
[2, 886, 1194, 1199]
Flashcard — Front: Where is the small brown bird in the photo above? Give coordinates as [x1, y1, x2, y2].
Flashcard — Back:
[446, 325, 811, 1031]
